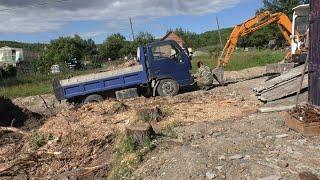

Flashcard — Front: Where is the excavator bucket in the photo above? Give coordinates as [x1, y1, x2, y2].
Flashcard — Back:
[212, 67, 225, 86]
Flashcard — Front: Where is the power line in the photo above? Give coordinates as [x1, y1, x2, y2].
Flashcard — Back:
[0, 0, 72, 12]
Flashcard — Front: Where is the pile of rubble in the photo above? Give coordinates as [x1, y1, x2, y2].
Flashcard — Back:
[0, 100, 131, 179]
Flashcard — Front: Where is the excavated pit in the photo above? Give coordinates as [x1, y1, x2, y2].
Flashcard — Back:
[0, 97, 43, 128]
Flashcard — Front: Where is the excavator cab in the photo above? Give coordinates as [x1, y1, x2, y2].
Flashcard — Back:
[291, 4, 310, 63]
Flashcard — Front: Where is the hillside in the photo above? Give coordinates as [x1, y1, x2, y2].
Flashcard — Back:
[0, 41, 46, 53]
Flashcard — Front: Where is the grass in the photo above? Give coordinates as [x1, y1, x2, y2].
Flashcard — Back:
[137, 109, 152, 122]
[191, 49, 285, 73]
[160, 106, 174, 117]
[110, 134, 154, 180]
[29, 130, 46, 151]
[162, 121, 181, 138]
[0, 70, 95, 98]
[136, 106, 174, 123]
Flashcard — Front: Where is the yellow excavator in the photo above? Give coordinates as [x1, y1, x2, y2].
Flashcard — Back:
[214, 4, 309, 84]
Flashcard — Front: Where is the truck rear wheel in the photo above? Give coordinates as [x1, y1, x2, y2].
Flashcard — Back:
[84, 94, 104, 104]
[157, 79, 179, 97]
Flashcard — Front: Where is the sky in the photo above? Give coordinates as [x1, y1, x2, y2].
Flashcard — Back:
[0, 0, 263, 43]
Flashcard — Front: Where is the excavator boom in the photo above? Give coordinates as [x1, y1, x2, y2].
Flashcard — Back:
[218, 11, 295, 67]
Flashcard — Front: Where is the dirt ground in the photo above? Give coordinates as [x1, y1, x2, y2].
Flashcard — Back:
[1, 67, 318, 179]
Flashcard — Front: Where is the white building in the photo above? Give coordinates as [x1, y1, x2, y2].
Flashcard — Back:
[0, 46, 24, 67]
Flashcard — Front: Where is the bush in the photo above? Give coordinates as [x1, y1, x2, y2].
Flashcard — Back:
[0, 65, 17, 79]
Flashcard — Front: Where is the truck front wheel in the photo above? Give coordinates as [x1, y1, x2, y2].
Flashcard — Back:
[84, 94, 104, 104]
[157, 79, 179, 97]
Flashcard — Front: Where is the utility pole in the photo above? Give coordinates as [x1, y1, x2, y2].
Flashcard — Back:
[129, 18, 135, 41]
[309, 0, 320, 106]
[216, 16, 223, 47]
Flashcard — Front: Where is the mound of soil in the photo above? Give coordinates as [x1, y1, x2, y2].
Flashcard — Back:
[0, 97, 43, 128]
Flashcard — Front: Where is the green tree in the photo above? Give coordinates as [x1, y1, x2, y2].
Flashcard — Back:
[99, 33, 126, 59]
[260, 0, 309, 17]
[84, 38, 97, 56]
[119, 32, 155, 58]
[134, 32, 155, 46]
[119, 41, 134, 58]
[39, 35, 86, 70]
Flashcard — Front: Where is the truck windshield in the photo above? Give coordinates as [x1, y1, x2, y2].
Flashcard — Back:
[151, 44, 183, 63]
[295, 15, 308, 34]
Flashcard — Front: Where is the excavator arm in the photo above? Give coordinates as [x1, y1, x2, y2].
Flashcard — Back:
[218, 11, 294, 67]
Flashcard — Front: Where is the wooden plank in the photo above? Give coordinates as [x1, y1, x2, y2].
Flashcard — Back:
[256, 77, 297, 95]
[258, 105, 296, 113]
[254, 65, 307, 93]
[258, 76, 308, 102]
[266, 63, 295, 74]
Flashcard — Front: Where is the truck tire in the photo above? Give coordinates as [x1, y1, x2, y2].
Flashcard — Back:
[157, 79, 179, 97]
[84, 94, 104, 104]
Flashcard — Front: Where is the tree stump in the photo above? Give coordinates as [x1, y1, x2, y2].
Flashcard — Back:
[150, 107, 163, 122]
[110, 102, 129, 114]
[125, 122, 155, 147]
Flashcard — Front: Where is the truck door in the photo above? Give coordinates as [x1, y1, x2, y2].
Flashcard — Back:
[147, 41, 192, 85]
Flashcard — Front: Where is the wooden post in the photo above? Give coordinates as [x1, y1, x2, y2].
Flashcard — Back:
[129, 18, 135, 41]
[309, 1, 320, 106]
[216, 16, 223, 47]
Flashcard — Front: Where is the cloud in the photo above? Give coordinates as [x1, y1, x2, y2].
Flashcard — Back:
[78, 31, 106, 39]
[0, 0, 240, 34]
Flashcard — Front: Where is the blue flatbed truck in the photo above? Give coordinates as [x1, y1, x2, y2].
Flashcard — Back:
[53, 40, 194, 103]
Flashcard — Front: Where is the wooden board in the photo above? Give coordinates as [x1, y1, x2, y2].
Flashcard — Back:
[283, 112, 320, 136]
[256, 77, 297, 96]
[258, 76, 308, 102]
[258, 105, 296, 113]
[266, 63, 295, 74]
[254, 65, 307, 93]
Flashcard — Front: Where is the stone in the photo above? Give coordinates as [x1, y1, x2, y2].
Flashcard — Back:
[229, 154, 244, 160]
[286, 146, 294, 154]
[259, 175, 282, 180]
[257, 133, 264, 139]
[277, 161, 289, 168]
[267, 136, 273, 139]
[211, 132, 223, 137]
[219, 155, 226, 160]
[206, 172, 216, 180]
[276, 134, 289, 139]
[215, 166, 223, 171]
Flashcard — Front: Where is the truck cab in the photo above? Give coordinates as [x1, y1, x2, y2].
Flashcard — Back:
[147, 40, 192, 85]
[54, 40, 193, 103]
